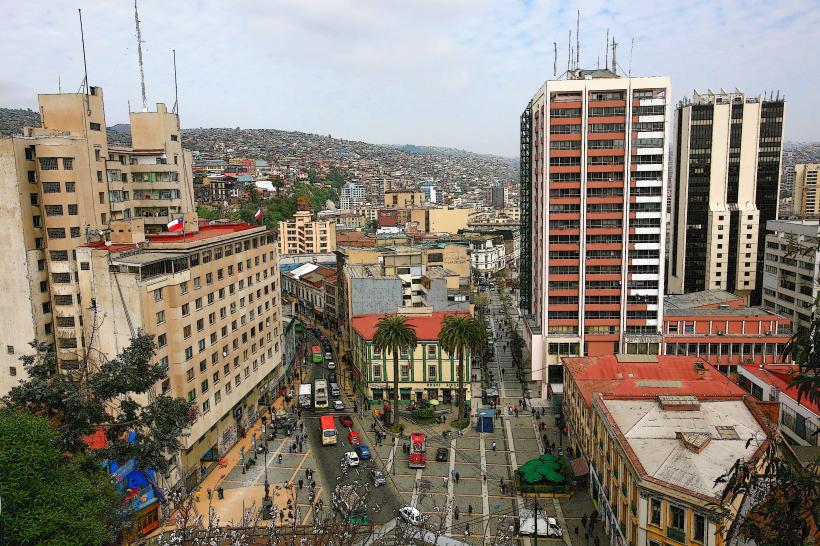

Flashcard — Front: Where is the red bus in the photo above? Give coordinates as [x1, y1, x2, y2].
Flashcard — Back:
[408, 432, 426, 468]
[320, 415, 337, 445]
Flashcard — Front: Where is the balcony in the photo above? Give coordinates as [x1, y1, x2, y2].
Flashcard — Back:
[667, 527, 686, 543]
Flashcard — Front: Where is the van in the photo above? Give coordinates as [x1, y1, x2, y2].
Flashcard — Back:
[330, 383, 340, 397]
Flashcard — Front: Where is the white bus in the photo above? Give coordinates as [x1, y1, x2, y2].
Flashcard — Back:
[314, 379, 329, 411]
[298, 383, 312, 408]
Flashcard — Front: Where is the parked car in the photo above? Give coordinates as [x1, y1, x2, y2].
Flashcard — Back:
[371, 468, 386, 486]
[327, 360, 336, 370]
[344, 451, 360, 467]
[435, 447, 448, 462]
[355, 445, 372, 460]
[399, 506, 425, 526]
[347, 431, 361, 445]
[339, 414, 353, 427]
[328, 372, 337, 383]
[325, 351, 332, 360]
[333, 400, 344, 411]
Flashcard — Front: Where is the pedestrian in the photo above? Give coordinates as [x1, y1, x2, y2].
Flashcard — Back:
[482, 472, 487, 483]
[574, 525, 579, 536]
[443, 476, 449, 487]
[278, 453, 283, 464]
[279, 511, 284, 523]
[300, 422, 304, 433]
[455, 471, 460, 484]
[468, 504, 473, 515]
[454, 506, 459, 520]
[595, 537, 600, 546]
[298, 479, 303, 490]
[207, 488, 212, 500]
[581, 513, 588, 528]
[492, 441, 496, 451]
[514, 408, 519, 418]
[499, 478, 504, 492]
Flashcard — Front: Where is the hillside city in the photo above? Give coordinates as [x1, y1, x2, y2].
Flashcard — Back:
[0, 4, 818, 546]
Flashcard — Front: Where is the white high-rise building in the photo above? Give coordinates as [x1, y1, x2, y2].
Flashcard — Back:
[340, 181, 365, 210]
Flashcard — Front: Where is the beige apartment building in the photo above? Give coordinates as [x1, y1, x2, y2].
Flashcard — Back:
[77, 219, 283, 491]
[409, 207, 474, 234]
[384, 190, 424, 208]
[277, 210, 337, 255]
[791, 163, 820, 218]
[0, 86, 195, 396]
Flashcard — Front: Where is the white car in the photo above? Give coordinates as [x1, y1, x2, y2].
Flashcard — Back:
[344, 451, 360, 467]
[333, 400, 344, 411]
[325, 351, 332, 360]
[399, 506, 425, 526]
[327, 360, 336, 370]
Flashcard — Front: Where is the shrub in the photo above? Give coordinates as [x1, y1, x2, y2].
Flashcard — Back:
[450, 418, 470, 430]
[412, 407, 434, 421]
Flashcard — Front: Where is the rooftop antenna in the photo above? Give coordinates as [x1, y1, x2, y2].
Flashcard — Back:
[612, 36, 618, 75]
[628, 37, 635, 76]
[604, 28, 610, 70]
[576, 10, 580, 69]
[78, 9, 89, 95]
[134, 0, 148, 112]
[567, 29, 572, 74]
[553, 41, 557, 78]
[172, 49, 179, 115]
[58, 75, 62, 94]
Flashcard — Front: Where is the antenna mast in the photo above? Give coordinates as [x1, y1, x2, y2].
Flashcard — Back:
[567, 29, 571, 74]
[172, 49, 179, 115]
[576, 10, 580, 69]
[612, 36, 618, 75]
[78, 9, 89, 95]
[553, 42, 557, 78]
[628, 37, 635, 76]
[605, 28, 609, 70]
[134, 0, 148, 112]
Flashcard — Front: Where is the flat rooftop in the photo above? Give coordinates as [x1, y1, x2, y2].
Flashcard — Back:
[599, 397, 766, 499]
[664, 290, 742, 309]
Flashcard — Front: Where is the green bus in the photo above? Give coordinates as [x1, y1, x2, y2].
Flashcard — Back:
[311, 345, 323, 364]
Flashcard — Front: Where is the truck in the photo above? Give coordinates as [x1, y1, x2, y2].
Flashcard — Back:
[333, 484, 369, 526]
[319, 415, 337, 446]
[408, 432, 427, 468]
[298, 383, 312, 408]
[314, 379, 329, 411]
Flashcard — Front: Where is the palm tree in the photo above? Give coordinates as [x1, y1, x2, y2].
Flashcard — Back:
[438, 315, 486, 420]
[372, 315, 418, 426]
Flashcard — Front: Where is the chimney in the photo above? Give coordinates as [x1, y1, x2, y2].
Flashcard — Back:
[676, 431, 711, 453]
[694, 361, 707, 379]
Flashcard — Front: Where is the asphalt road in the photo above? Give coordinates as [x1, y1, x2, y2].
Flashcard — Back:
[300, 331, 404, 525]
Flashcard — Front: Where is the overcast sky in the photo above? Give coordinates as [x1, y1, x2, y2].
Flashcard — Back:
[1, 0, 818, 156]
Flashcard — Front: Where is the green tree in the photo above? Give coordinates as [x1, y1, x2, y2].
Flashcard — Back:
[372, 315, 418, 425]
[0, 409, 118, 546]
[196, 205, 220, 221]
[4, 333, 194, 481]
[438, 315, 486, 419]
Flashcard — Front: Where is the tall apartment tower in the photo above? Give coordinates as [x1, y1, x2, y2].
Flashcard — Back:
[667, 90, 785, 305]
[520, 69, 671, 386]
[0, 86, 195, 396]
[791, 163, 820, 218]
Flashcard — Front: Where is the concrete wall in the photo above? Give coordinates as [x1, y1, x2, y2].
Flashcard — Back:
[350, 277, 402, 315]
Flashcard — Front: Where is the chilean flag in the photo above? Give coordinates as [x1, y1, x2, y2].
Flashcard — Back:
[254, 208, 264, 221]
[166, 217, 184, 232]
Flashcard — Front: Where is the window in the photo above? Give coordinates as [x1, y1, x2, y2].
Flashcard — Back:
[65, 181, 75, 192]
[90, 122, 101, 131]
[171, 134, 179, 142]
[187, 389, 196, 402]
[201, 379, 209, 393]
[185, 346, 193, 360]
[693, 513, 705, 542]
[6, 345, 14, 355]
[182, 303, 190, 316]
[373, 365, 382, 379]
[157, 334, 167, 347]
[669, 505, 685, 532]
[47, 228, 66, 239]
[427, 365, 436, 379]
[183, 325, 191, 338]
[194, 277, 201, 289]
[156, 311, 165, 325]
[161, 378, 170, 393]
[153, 288, 163, 301]
[68, 204, 78, 215]
[70, 227, 80, 238]
[179, 281, 188, 295]
[45, 205, 62, 216]
[62, 157, 73, 170]
[214, 390, 221, 404]
[649, 498, 662, 526]
[39, 157, 58, 170]
[186, 368, 195, 382]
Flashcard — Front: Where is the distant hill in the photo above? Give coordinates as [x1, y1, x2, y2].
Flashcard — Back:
[0, 108, 40, 136]
[386, 143, 511, 161]
[107, 123, 132, 146]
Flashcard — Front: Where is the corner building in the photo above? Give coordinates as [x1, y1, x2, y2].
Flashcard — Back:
[520, 70, 671, 389]
[77, 220, 283, 491]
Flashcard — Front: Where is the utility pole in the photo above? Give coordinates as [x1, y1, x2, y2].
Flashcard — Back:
[533, 495, 539, 546]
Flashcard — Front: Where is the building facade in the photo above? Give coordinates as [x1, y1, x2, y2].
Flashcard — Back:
[667, 90, 785, 305]
[661, 290, 792, 375]
[791, 163, 820, 218]
[761, 219, 820, 331]
[384, 190, 424, 208]
[520, 69, 671, 391]
[340, 181, 366, 210]
[466, 234, 506, 278]
[409, 207, 474, 234]
[76, 221, 283, 491]
[349, 311, 472, 405]
[277, 210, 337, 255]
[0, 86, 195, 396]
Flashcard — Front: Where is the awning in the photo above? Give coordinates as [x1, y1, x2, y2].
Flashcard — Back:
[571, 457, 590, 477]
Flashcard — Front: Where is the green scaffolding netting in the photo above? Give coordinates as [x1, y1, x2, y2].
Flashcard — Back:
[518, 453, 564, 484]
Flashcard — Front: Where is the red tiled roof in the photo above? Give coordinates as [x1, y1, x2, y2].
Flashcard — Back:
[740, 364, 820, 415]
[563, 355, 746, 407]
[84, 428, 109, 449]
[351, 311, 470, 341]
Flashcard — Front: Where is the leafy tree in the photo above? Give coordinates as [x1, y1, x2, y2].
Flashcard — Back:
[438, 315, 486, 419]
[715, 288, 820, 544]
[326, 168, 345, 189]
[4, 333, 194, 481]
[196, 205, 220, 221]
[372, 315, 418, 425]
[0, 409, 118, 546]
